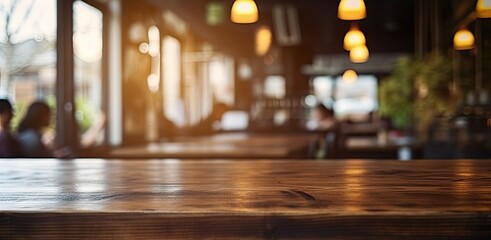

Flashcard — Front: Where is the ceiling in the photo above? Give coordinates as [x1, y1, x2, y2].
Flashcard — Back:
[145, 0, 472, 74]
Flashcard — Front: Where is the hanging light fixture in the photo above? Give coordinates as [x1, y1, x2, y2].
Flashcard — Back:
[453, 28, 475, 50]
[349, 45, 369, 63]
[342, 69, 358, 83]
[476, 0, 491, 18]
[338, 0, 366, 20]
[255, 26, 272, 56]
[231, 0, 259, 24]
[343, 25, 366, 51]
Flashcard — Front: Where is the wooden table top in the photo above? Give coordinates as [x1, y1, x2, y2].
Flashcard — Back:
[1, 159, 490, 239]
[109, 132, 322, 159]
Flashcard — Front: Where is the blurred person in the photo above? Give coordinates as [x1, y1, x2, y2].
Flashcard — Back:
[0, 99, 22, 157]
[307, 104, 340, 158]
[17, 101, 55, 157]
[308, 104, 338, 131]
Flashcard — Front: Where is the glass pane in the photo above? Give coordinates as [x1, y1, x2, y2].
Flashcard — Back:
[334, 75, 378, 119]
[162, 35, 183, 127]
[73, 1, 104, 147]
[0, 0, 57, 131]
[209, 57, 234, 105]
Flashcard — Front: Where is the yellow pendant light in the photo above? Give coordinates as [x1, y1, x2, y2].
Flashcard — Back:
[231, 0, 259, 24]
[349, 45, 369, 63]
[342, 69, 358, 83]
[453, 28, 474, 50]
[476, 0, 491, 18]
[338, 0, 366, 20]
[343, 25, 366, 51]
[255, 26, 272, 56]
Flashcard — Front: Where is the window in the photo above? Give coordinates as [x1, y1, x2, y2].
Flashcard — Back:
[209, 57, 234, 105]
[334, 75, 377, 118]
[74, 1, 105, 147]
[312, 76, 334, 108]
[264, 75, 286, 99]
[0, 0, 56, 130]
[312, 74, 378, 119]
[162, 35, 184, 127]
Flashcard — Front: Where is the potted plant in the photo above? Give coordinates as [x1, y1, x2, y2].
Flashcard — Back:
[379, 52, 458, 141]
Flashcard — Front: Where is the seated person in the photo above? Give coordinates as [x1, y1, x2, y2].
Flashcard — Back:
[17, 101, 56, 157]
[17, 101, 70, 157]
[0, 99, 21, 157]
[307, 104, 338, 131]
[305, 104, 339, 158]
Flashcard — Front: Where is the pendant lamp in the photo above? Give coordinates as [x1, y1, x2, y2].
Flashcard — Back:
[343, 25, 366, 51]
[453, 28, 474, 50]
[342, 69, 358, 83]
[338, 0, 366, 20]
[231, 0, 258, 24]
[476, 0, 491, 18]
[349, 45, 369, 63]
[255, 26, 272, 56]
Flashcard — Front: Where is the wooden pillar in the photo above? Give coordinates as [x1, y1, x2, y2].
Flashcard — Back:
[56, 0, 78, 153]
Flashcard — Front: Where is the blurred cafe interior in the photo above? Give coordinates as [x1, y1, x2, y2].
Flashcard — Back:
[1, 0, 490, 160]
[1, 0, 491, 238]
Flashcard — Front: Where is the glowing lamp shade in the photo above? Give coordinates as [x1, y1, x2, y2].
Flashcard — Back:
[342, 69, 358, 83]
[231, 0, 258, 24]
[349, 45, 369, 63]
[343, 26, 366, 51]
[453, 29, 475, 50]
[338, 0, 366, 20]
[255, 26, 272, 56]
[476, 0, 491, 18]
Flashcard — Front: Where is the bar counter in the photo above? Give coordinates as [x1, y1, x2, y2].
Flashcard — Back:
[1, 159, 490, 239]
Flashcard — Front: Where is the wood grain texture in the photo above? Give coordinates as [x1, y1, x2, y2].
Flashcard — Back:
[1, 159, 491, 239]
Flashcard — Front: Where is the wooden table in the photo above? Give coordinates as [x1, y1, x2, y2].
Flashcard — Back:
[109, 132, 322, 159]
[341, 136, 419, 160]
[1, 159, 490, 239]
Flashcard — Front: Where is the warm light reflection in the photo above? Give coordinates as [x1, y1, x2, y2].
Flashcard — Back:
[343, 25, 366, 51]
[476, 0, 491, 18]
[349, 45, 369, 63]
[231, 0, 259, 24]
[148, 25, 160, 57]
[160, 159, 183, 193]
[453, 161, 474, 200]
[139, 42, 149, 53]
[74, 159, 107, 193]
[147, 73, 159, 93]
[148, 25, 160, 42]
[230, 163, 265, 212]
[255, 26, 272, 56]
[337, 0, 366, 20]
[342, 69, 358, 84]
[343, 161, 366, 212]
[453, 28, 475, 50]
